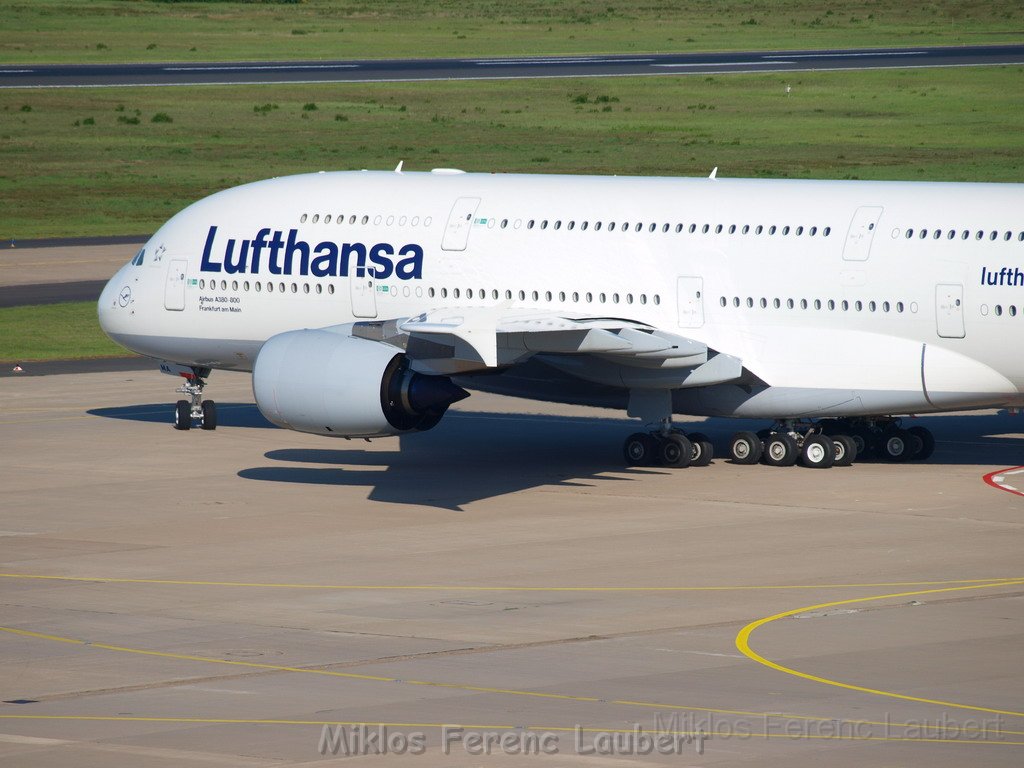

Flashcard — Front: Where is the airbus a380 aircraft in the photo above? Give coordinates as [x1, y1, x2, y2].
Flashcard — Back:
[98, 168, 1024, 469]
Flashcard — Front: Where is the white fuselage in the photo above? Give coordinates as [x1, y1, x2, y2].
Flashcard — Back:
[98, 170, 1024, 419]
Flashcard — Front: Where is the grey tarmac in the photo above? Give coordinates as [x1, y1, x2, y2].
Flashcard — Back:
[0, 368, 1022, 766]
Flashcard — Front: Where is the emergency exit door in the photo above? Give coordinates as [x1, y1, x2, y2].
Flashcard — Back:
[441, 197, 481, 251]
[935, 284, 965, 338]
[676, 276, 705, 328]
[164, 259, 186, 311]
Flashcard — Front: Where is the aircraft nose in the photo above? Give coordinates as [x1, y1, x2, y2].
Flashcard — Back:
[97, 266, 131, 340]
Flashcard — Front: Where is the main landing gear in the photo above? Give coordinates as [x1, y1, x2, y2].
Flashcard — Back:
[623, 430, 715, 468]
[727, 418, 934, 468]
[172, 368, 217, 431]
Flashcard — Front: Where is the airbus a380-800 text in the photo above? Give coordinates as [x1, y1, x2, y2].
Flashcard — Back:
[98, 167, 1024, 468]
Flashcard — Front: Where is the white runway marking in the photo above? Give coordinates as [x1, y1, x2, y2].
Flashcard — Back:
[652, 61, 794, 67]
[762, 51, 927, 59]
[164, 64, 359, 72]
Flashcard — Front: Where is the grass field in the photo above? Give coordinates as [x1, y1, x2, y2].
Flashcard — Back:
[1, 0, 1021, 65]
[1, 65, 1022, 239]
[0, 302, 127, 361]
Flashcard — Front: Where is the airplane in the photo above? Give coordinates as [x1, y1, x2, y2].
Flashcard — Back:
[97, 167, 1024, 469]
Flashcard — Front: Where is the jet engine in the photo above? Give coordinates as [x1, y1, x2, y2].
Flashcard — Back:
[252, 328, 468, 438]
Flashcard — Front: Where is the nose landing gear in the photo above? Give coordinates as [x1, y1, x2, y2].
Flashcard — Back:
[171, 367, 217, 431]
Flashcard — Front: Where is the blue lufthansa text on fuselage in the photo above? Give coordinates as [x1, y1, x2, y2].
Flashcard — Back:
[199, 226, 423, 280]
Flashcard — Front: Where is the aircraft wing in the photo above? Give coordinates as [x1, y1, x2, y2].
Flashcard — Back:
[350, 306, 743, 389]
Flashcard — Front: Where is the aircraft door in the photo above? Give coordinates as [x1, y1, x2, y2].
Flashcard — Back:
[676, 276, 704, 328]
[935, 284, 965, 338]
[842, 206, 883, 261]
[441, 197, 481, 251]
[351, 275, 377, 319]
[164, 259, 187, 311]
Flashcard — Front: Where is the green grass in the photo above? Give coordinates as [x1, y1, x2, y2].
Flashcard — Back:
[1, 0, 1021, 64]
[1, 66, 1023, 239]
[0, 302, 130, 361]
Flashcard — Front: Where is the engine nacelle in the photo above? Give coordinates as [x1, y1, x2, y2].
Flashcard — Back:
[252, 328, 468, 438]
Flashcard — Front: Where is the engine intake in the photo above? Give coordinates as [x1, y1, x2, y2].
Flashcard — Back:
[253, 327, 468, 438]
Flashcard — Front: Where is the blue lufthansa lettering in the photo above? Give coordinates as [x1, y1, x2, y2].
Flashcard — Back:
[197, 225, 424, 280]
[981, 266, 1024, 287]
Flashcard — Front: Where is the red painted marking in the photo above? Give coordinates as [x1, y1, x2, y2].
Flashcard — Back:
[983, 466, 1024, 498]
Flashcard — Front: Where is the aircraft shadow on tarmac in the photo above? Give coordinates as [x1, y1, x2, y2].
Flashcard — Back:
[240, 411, 665, 510]
[89, 404, 1024, 509]
[88, 402, 274, 428]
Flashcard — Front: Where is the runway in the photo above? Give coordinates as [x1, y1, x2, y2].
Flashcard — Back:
[0, 369, 1021, 766]
[2, 44, 1023, 89]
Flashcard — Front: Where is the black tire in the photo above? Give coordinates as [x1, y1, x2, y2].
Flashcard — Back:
[688, 432, 714, 467]
[624, 433, 657, 466]
[174, 400, 191, 431]
[881, 429, 913, 462]
[730, 431, 763, 465]
[907, 426, 935, 461]
[201, 399, 217, 431]
[800, 434, 835, 469]
[763, 433, 799, 467]
[832, 434, 858, 467]
[659, 434, 692, 468]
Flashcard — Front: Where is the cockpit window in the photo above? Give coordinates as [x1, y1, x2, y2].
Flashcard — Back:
[131, 248, 145, 266]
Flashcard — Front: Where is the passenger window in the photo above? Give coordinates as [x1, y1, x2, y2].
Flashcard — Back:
[328, 284, 335, 295]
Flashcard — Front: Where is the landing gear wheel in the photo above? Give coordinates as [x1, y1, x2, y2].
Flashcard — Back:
[730, 431, 763, 465]
[907, 426, 935, 461]
[763, 433, 799, 467]
[659, 434, 692, 468]
[201, 399, 218, 430]
[174, 400, 191, 431]
[831, 434, 858, 467]
[624, 433, 657, 466]
[687, 432, 714, 467]
[881, 429, 913, 462]
[843, 434, 868, 456]
[800, 434, 835, 469]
